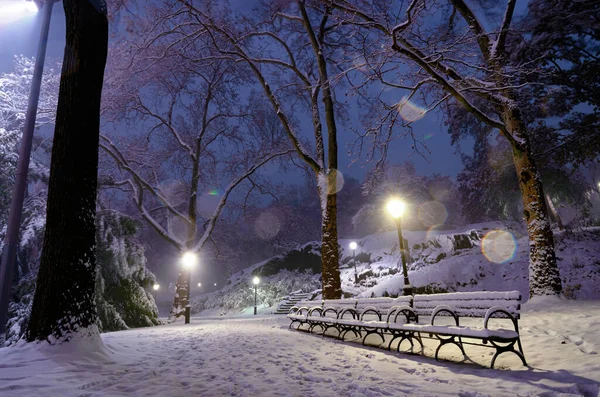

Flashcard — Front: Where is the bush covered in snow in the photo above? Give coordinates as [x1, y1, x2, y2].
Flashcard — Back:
[192, 270, 321, 315]
[3, 210, 160, 345]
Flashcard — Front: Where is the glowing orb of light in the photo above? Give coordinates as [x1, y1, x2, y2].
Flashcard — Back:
[25, 1, 37, 12]
[397, 97, 427, 123]
[481, 230, 517, 264]
[253, 276, 260, 285]
[349, 241, 357, 250]
[418, 201, 448, 227]
[323, 169, 345, 195]
[0, 1, 38, 25]
[255, 211, 281, 240]
[152, 284, 160, 291]
[386, 197, 405, 219]
[181, 251, 198, 269]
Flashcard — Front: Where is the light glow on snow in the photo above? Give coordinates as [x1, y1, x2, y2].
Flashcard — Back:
[397, 96, 427, 122]
[481, 230, 517, 263]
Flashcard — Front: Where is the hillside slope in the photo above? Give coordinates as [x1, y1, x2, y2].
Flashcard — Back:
[190, 223, 600, 315]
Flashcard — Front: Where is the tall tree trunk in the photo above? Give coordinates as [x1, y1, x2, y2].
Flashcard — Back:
[505, 107, 563, 296]
[170, 266, 190, 320]
[27, 0, 108, 342]
[321, 190, 341, 299]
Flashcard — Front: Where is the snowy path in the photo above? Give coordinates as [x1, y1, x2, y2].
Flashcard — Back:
[1, 298, 599, 397]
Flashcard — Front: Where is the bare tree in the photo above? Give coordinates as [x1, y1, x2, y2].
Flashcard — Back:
[331, 0, 562, 296]
[174, 0, 353, 299]
[100, 17, 293, 317]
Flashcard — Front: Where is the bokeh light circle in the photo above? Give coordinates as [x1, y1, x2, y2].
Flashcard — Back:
[326, 169, 345, 195]
[481, 230, 517, 263]
[418, 201, 448, 227]
[255, 211, 281, 240]
[397, 97, 427, 122]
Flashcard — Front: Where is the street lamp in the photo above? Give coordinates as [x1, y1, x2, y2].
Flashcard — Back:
[0, 0, 58, 335]
[349, 241, 358, 284]
[153, 283, 160, 291]
[197, 282, 201, 287]
[252, 276, 260, 315]
[386, 198, 412, 296]
[180, 251, 197, 324]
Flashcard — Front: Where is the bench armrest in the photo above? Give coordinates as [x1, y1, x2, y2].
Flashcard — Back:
[388, 305, 418, 324]
[484, 306, 519, 332]
[431, 305, 459, 326]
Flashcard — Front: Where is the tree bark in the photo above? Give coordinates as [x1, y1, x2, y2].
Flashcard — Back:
[27, 0, 108, 342]
[321, 188, 342, 299]
[504, 106, 563, 296]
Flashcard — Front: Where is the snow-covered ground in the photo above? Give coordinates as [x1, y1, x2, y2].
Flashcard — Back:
[1, 296, 598, 397]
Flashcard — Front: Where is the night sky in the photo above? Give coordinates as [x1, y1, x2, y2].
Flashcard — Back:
[0, 1, 466, 182]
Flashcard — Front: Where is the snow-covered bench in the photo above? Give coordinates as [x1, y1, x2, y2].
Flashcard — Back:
[288, 291, 526, 368]
[387, 291, 527, 368]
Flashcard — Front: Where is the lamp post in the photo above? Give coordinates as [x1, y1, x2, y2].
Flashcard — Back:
[152, 283, 159, 298]
[349, 241, 358, 284]
[386, 198, 412, 296]
[0, 0, 56, 336]
[252, 276, 259, 315]
[180, 251, 197, 324]
[197, 282, 201, 288]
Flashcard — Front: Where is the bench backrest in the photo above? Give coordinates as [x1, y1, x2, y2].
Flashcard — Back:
[413, 291, 521, 319]
[355, 296, 412, 313]
[322, 299, 357, 310]
[356, 296, 413, 321]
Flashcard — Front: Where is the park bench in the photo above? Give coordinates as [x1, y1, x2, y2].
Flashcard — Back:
[288, 291, 526, 369]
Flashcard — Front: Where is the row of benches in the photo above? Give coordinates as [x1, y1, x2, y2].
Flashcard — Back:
[287, 291, 527, 369]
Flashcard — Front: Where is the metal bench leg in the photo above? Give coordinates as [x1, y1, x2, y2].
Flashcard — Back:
[435, 336, 465, 361]
[362, 330, 384, 346]
[490, 340, 527, 369]
[517, 337, 528, 366]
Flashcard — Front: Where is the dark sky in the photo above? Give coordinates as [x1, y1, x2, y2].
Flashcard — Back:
[0, 1, 466, 182]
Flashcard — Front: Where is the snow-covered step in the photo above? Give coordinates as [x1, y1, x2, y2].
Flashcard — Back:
[274, 292, 314, 314]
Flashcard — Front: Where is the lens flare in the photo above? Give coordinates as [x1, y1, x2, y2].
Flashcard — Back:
[418, 201, 447, 227]
[481, 230, 517, 263]
[397, 97, 427, 123]
[325, 169, 345, 195]
[255, 211, 281, 240]
[208, 189, 219, 196]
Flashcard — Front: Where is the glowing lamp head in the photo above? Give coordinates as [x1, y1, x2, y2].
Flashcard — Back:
[25, 1, 38, 12]
[214, 282, 217, 286]
[253, 276, 260, 285]
[152, 284, 160, 291]
[386, 198, 406, 219]
[181, 251, 198, 269]
[197, 282, 201, 287]
[349, 241, 357, 250]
